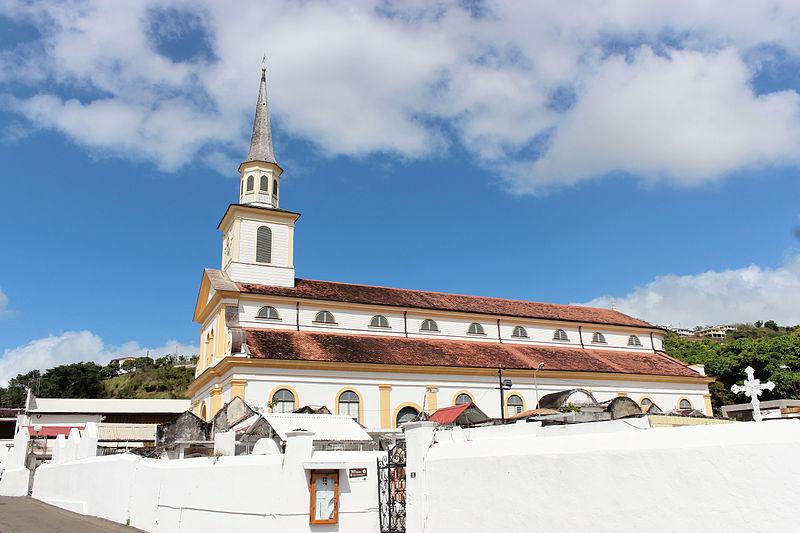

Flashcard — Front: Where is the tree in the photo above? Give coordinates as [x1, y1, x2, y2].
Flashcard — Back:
[666, 329, 800, 414]
[764, 320, 779, 332]
[755, 320, 764, 328]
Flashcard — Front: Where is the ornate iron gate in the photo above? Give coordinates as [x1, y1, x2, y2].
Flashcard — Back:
[377, 440, 407, 532]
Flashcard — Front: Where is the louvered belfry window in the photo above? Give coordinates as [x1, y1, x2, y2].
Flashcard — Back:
[260, 175, 269, 192]
[256, 225, 272, 263]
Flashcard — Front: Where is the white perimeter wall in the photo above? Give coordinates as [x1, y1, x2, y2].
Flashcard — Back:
[32, 450, 380, 533]
[407, 419, 800, 533]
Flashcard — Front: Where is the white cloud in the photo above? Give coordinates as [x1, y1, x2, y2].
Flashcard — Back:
[0, 288, 12, 319]
[0, 331, 198, 386]
[507, 47, 800, 193]
[3, 1, 800, 190]
[581, 255, 800, 328]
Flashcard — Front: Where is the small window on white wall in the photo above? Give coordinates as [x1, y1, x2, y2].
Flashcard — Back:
[272, 388, 295, 413]
[640, 397, 653, 407]
[370, 315, 390, 328]
[256, 226, 272, 263]
[591, 332, 607, 344]
[338, 390, 360, 421]
[455, 393, 472, 405]
[420, 319, 439, 332]
[507, 394, 524, 415]
[553, 329, 569, 342]
[512, 326, 528, 338]
[314, 310, 337, 324]
[628, 335, 642, 347]
[467, 322, 485, 335]
[679, 399, 692, 410]
[256, 306, 280, 320]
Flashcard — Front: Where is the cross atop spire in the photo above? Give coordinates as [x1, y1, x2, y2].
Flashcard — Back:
[244, 58, 276, 165]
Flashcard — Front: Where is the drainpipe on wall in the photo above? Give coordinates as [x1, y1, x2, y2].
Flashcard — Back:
[404, 311, 408, 338]
[578, 326, 585, 348]
[497, 319, 502, 343]
[296, 302, 300, 331]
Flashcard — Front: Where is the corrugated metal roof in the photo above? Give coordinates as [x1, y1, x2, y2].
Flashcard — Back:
[28, 398, 190, 414]
[262, 414, 373, 442]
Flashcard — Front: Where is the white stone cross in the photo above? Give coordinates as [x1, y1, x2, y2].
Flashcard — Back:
[731, 366, 775, 422]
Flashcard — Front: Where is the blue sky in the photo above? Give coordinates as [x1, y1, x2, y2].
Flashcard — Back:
[1, 1, 800, 382]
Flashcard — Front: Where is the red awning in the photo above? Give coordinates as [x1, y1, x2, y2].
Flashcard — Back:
[430, 403, 472, 425]
[24, 425, 84, 437]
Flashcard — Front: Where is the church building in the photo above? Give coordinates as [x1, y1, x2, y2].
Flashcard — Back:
[188, 64, 713, 427]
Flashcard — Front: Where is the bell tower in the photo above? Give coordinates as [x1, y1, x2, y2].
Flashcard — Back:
[220, 60, 299, 288]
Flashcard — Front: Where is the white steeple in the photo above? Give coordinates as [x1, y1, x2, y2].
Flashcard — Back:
[239, 58, 283, 208]
[220, 59, 298, 288]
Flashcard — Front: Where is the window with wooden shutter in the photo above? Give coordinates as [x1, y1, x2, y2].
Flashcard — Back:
[256, 226, 272, 263]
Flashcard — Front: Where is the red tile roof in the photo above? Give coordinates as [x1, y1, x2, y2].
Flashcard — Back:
[244, 329, 701, 378]
[430, 403, 472, 425]
[238, 278, 654, 328]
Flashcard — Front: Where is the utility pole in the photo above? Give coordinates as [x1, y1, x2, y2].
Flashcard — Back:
[497, 369, 513, 423]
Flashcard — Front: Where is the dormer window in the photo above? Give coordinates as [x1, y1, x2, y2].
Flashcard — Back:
[628, 335, 642, 347]
[370, 315, 390, 328]
[314, 310, 337, 324]
[467, 323, 485, 335]
[512, 326, 528, 338]
[553, 329, 569, 342]
[420, 319, 439, 332]
[592, 332, 607, 344]
[256, 306, 280, 320]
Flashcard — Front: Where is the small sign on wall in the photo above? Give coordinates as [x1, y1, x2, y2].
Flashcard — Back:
[349, 467, 367, 478]
[309, 471, 339, 525]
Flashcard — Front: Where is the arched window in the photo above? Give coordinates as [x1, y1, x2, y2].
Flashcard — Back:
[260, 175, 269, 192]
[512, 326, 528, 338]
[396, 406, 419, 426]
[240, 180, 243, 196]
[507, 394, 524, 415]
[640, 397, 653, 407]
[455, 393, 472, 405]
[370, 315, 390, 328]
[467, 322, 485, 335]
[272, 388, 295, 413]
[628, 335, 642, 347]
[256, 306, 280, 320]
[246, 175, 254, 191]
[679, 398, 692, 410]
[199, 403, 207, 421]
[338, 390, 360, 421]
[420, 319, 439, 332]
[314, 310, 337, 324]
[272, 179, 279, 205]
[256, 226, 272, 263]
[591, 332, 607, 344]
[553, 329, 569, 342]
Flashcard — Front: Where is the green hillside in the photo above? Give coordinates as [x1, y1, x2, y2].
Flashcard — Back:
[0, 355, 198, 408]
[666, 324, 800, 413]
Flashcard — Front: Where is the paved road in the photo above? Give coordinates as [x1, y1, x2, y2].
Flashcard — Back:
[0, 497, 143, 532]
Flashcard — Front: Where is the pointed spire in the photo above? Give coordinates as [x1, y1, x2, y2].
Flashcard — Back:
[244, 57, 276, 164]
